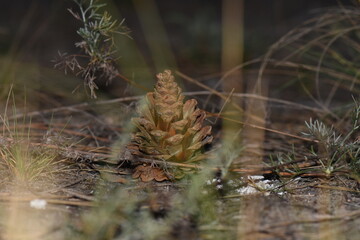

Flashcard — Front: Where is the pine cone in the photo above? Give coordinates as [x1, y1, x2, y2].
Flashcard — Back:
[131, 70, 213, 163]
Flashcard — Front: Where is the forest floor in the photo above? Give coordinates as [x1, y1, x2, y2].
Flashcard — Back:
[0, 97, 359, 240]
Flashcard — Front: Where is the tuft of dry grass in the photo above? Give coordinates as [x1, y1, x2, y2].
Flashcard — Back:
[256, 6, 360, 109]
[0, 141, 56, 183]
[0, 92, 58, 184]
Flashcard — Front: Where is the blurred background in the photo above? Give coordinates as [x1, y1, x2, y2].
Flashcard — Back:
[0, 0, 356, 105]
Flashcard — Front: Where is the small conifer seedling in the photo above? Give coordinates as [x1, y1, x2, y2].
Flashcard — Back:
[130, 70, 212, 181]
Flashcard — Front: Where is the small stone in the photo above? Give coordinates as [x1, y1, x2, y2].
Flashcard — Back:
[30, 199, 47, 210]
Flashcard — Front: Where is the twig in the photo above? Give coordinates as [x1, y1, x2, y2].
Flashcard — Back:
[7, 91, 323, 122]
[211, 88, 235, 125]
[176, 71, 244, 113]
[132, 157, 324, 177]
[263, 209, 360, 229]
[61, 188, 96, 201]
[218, 115, 318, 143]
[8, 96, 141, 120]
[314, 184, 360, 193]
[0, 195, 95, 207]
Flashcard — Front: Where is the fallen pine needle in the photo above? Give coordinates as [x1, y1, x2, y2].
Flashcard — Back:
[314, 184, 360, 193]
[0, 196, 95, 207]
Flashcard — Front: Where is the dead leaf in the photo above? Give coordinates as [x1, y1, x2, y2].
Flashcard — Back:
[132, 164, 169, 182]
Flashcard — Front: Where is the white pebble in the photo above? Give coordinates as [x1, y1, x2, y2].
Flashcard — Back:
[247, 175, 264, 180]
[30, 199, 47, 210]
